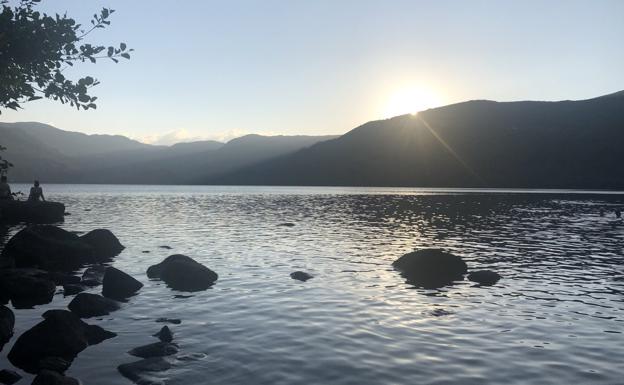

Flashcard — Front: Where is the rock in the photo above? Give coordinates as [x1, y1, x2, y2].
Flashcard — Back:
[31, 370, 80, 385]
[277, 222, 295, 227]
[0, 225, 94, 271]
[80, 229, 124, 261]
[62, 284, 86, 296]
[290, 271, 313, 281]
[68, 293, 120, 318]
[117, 357, 171, 385]
[155, 318, 181, 325]
[46, 273, 81, 286]
[102, 267, 143, 300]
[153, 326, 173, 342]
[0, 201, 65, 224]
[392, 249, 468, 289]
[468, 270, 501, 286]
[158, 246, 172, 250]
[8, 309, 116, 373]
[128, 342, 178, 358]
[81, 266, 107, 283]
[0, 305, 15, 350]
[147, 255, 218, 292]
[0, 369, 21, 385]
[0, 271, 56, 309]
[38, 356, 72, 373]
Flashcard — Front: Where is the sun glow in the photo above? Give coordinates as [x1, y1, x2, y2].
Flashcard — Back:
[382, 87, 443, 118]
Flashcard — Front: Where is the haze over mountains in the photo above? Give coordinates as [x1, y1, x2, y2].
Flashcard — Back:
[2, 90, 623, 189]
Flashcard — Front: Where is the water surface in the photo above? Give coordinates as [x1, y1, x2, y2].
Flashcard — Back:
[1, 185, 623, 384]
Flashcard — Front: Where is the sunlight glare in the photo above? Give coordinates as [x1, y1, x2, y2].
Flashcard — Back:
[382, 87, 443, 118]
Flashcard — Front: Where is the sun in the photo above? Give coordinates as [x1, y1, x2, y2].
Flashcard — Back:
[382, 87, 443, 118]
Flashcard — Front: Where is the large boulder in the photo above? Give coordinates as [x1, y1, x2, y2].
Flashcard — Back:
[31, 370, 80, 385]
[0, 305, 15, 350]
[102, 267, 143, 300]
[80, 229, 124, 261]
[8, 309, 116, 373]
[68, 293, 120, 318]
[392, 249, 467, 288]
[0, 226, 94, 271]
[0, 269, 56, 309]
[0, 201, 65, 224]
[147, 255, 218, 292]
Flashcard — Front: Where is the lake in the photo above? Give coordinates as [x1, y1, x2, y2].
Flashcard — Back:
[1, 185, 623, 385]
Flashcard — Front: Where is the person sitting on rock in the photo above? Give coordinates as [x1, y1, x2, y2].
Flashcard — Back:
[28, 180, 45, 202]
[0, 175, 12, 200]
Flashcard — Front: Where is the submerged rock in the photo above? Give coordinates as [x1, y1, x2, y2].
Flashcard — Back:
[0, 369, 21, 385]
[8, 309, 116, 373]
[155, 318, 181, 325]
[147, 255, 218, 292]
[468, 270, 501, 286]
[0, 201, 65, 224]
[118, 357, 171, 385]
[68, 293, 120, 318]
[31, 370, 80, 385]
[392, 249, 467, 289]
[0, 225, 94, 271]
[0, 305, 15, 349]
[102, 267, 143, 300]
[38, 356, 72, 373]
[128, 342, 178, 358]
[80, 229, 124, 261]
[153, 326, 173, 343]
[81, 266, 107, 287]
[277, 222, 295, 227]
[290, 271, 313, 282]
[62, 284, 86, 296]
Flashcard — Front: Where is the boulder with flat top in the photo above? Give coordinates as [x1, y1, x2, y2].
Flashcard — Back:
[0, 201, 65, 224]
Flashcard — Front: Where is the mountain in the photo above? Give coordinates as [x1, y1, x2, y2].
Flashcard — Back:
[209, 91, 624, 189]
[0, 122, 336, 184]
[70, 134, 338, 184]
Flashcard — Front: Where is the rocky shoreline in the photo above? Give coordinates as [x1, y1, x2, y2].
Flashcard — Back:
[0, 221, 499, 384]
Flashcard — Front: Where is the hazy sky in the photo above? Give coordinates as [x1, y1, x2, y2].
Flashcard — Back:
[1, 0, 623, 144]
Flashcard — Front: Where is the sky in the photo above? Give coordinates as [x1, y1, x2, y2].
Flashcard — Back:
[1, 0, 623, 144]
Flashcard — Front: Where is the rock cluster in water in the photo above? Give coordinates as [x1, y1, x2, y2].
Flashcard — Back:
[392, 248, 501, 288]
[0, 224, 224, 384]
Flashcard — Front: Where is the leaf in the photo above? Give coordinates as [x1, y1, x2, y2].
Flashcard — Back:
[120, 53, 130, 59]
[120, 42, 126, 51]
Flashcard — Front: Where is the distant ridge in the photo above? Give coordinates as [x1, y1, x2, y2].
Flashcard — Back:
[2, 90, 623, 188]
[0, 122, 336, 184]
[207, 90, 624, 189]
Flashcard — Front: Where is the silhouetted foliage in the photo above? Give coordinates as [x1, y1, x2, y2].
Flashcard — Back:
[0, 0, 133, 113]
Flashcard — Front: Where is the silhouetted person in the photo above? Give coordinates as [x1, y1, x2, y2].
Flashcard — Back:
[0, 175, 12, 200]
[28, 180, 45, 202]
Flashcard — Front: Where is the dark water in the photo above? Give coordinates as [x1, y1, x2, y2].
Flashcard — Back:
[1, 185, 623, 385]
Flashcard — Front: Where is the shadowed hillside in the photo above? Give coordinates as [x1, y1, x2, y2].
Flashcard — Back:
[0, 122, 336, 184]
[208, 91, 624, 189]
